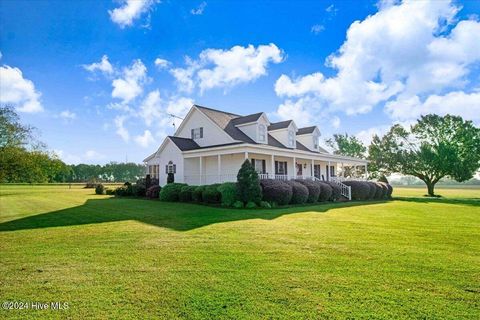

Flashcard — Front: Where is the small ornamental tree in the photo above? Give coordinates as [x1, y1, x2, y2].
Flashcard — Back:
[167, 172, 174, 184]
[236, 159, 262, 204]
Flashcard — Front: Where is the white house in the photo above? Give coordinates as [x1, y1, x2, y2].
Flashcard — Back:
[144, 105, 368, 198]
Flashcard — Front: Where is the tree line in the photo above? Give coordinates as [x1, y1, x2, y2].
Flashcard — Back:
[0, 106, 145, 183]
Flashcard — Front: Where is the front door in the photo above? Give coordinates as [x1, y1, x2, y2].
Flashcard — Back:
[314, 164, 321, 179]
[296, 163, 303, 176]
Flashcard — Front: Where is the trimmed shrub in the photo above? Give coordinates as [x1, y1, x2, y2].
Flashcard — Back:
[192, 186, 206, 202]
[316, 182, 332, 202]
[167, 172, 174, 184]
[296, 179, 320, 203]
[343, 181, 370, 201]
[385, 183, 393, 198]
[218, 182, 239, 207]
[324, 182, 339, 201]
[95, 184, 105, 195]
[260, 179, 292, 206]
[159, 183, 187, 202]
[245, 201, 257, 209]
[286, 180, 309, 204]
[132, 184, 146, 197]
[105, 188, 115, 195]
[233, 200, 244, 209]
[202, 184, 221, 204]
[377, 182, 389, 199]
[146, 185, 160, 199]
[114, 185, 133, 196]
[179, 186, 195, 202]
[366, 182, 377, 200]
[124, 181, 132, 187]
[373, 183, 383, 199]
[237, 160, 262, 204]
[260, 201, 271, 209]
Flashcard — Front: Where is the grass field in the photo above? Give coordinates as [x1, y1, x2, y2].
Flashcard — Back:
[0, 184, 479, 319]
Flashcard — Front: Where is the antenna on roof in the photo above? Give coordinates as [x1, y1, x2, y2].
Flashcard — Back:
[167, 113, 184, 134]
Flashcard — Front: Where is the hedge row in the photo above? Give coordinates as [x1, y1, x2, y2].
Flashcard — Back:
[343, 180, 392, 200]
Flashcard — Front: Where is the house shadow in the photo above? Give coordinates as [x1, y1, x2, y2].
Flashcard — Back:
[0, 198, 389, 233]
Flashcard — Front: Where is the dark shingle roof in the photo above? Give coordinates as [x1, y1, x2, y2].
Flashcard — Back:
[297, 126, 317, 135]
[230, 112, 264, 125]
[169, 136, 200, 151]
[195, 105, 239, 129]
[267, 134, 287, 149]
[268, 120, 292, 131]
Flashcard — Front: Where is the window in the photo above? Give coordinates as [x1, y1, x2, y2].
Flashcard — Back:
[148, 165, 159, 178]
[258, 124, 266, 142]
[165, 161, 176, 174]
[313, 134, 319, 149]
[191, 127, 203, 140]
[288, 130, 295, 146]
[251, 159, 266, 174]
[275, 161, 288, 175]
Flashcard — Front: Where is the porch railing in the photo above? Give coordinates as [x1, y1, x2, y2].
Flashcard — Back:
[327, 177, 352, 200]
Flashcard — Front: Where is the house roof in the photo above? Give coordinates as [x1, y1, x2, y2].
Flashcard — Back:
[268, 120, 293, 131]
[168, 136, 201, 151]
[229, 112, 264, 125]
[297, 126, 317, 135]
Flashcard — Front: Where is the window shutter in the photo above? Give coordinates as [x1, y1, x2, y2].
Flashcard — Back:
[262, 160, 266, 174]
[165, 165, 168, 174]
[200, 127, 203, 138]
[331, 166, 335, 176]
[191, 129, 194, 139]
[284, 162, 288, 175]
[275, 161, 278, 174]
[173, 164, 176, 174]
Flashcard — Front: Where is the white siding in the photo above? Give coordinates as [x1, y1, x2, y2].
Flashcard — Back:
[156, 139, 184, 186]
[176, 108, 232, 147]
[269, 124, 296, 148]
[237, 123, 257, 142]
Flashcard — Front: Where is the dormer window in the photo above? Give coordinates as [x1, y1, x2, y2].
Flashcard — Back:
[288, 130, 295, 147]
[258, 124, 266, 142]
[191, 127, 203, 140]
[313, 133, 319, 149]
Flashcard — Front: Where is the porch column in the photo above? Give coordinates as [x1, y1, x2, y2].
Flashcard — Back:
[271, 154, 275, 179]
[342, 162, 344, 178]
[199, 156, 203, 185]
[217, 154, 221, 180]
[311, 159, 314, 178]
[365, 164, 368, 180]
[244, 151, 248, 160]
[354, 165, 357, 178]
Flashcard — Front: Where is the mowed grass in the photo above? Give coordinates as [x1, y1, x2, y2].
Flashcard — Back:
[0, 185, 479, 319]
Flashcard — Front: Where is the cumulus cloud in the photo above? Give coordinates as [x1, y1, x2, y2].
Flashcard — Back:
[0, 64, 43, 113]
[59, 110, 76, 120]
[109, 0, 158, 28]
[134, 130, 155, 148]
[191, 1, 207, 15]
[170, 44, 284, 94]
[154, 58, 170, 69]
[55, 149, 105, 164]
[83, 55, 114, 75]
[112, 59, 148, 103]
[114, 115, 130, 142]
[139, 90, 163, 126]
[274, 0, 480, 124]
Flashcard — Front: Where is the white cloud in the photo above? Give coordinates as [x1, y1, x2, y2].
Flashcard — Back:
[191, 1, 207, 15]
[331, 116, 341, 129]
[154, 58, 170, 69]
[134, 130, 155, 148]
[112, 59, 148, 103]
[326, 4, 338, 14]
[54, 149, 105, 164]
[171, 44, 284, 94]
[59, 110, 76, 120]
[311, 24, 325, 34]
[85, 149, 106, 160]
[83, 55, 114, 75]
[274, 0, 480, 125]
[356, 125, 390, 145]
[139, 90, 163, 126]
[385, 91, 480, 122]
[109, 0, 158, 28]
[0, 65, 43, 113]
[114, 115, 130, 142]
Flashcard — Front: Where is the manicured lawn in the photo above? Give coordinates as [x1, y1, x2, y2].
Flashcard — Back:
[0, 185, 479, 319]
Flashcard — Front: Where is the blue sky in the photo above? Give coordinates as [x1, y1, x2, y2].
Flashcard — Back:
[1, 0, 479, 164]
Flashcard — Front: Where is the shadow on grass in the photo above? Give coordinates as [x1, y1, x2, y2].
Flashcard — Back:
[394, 196, 480, 207]
[0, 198, 388, 232]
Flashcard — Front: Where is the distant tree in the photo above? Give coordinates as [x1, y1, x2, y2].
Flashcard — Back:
[326, 133, 366, 158]
[236, 160, 262, 204]
[0, 105, 43, 149]
[368, 114, 480, 196]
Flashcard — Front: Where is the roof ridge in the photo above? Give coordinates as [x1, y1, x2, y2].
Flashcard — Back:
[194, 104, 241, 117]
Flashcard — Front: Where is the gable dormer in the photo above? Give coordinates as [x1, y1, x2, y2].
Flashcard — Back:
[268, 120, 298, 148]
[296, 126, 321, 151]
[231, 112, 270, 144]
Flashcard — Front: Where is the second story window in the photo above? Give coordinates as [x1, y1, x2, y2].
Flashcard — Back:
[191, 127, 203, 140]
[258, 124, 266, 142]
[313, 134, 319, 149]
[288, 130, 295, 146]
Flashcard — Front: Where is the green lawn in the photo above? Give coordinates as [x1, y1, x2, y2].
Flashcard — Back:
[0, 185, 479, 319]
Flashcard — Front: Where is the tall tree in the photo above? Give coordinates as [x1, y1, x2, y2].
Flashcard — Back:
[326, 133, 366, 158]
[368, 114, 480, 196]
